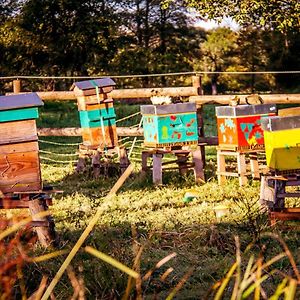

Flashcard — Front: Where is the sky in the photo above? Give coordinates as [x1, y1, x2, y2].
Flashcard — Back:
[193, 17, 240, 31]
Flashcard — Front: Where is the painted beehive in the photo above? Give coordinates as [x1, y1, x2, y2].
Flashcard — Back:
[261, 115, 300, 172]
[72, 78, 118, 149]
[0, 93, 43, 193]
[215, 104, 277, 150]
[141, 103, 198, 147]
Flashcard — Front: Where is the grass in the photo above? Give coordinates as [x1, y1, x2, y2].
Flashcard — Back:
[2, 101, 300, 298]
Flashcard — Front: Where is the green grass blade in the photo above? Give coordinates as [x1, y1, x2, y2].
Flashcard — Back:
[269, 277, 288, 300]
[214, 262, 237, 300]
[242, 273, 271, 299]
[85, 246, 139, 279]
[284, 278, 297, 300]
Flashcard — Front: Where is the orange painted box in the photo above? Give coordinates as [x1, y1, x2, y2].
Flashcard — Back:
[215, 104, 277, 150]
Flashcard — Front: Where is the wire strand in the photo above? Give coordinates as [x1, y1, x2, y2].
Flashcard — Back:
[1, 70, 300, 80]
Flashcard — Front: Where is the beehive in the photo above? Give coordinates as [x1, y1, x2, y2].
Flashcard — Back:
[0, 93, 43, 193]
[141, 103, 198, 147]
[215, 104, 277, 150]
[261, 115, 300, 172]
[72, 78, 118, 149]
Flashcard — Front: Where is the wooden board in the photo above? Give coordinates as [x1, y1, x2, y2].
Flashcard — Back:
[77, 95, 112, 110]
[0, 151, 42, 193]
[82, 125, 118, 149]
[0, 120, 38, 145]
[0, 141, 38, 155]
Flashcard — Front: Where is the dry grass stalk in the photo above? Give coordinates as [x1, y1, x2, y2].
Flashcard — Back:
[41, 164, 134, 300]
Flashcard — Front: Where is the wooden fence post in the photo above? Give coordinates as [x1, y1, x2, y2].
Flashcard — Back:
[13, 79, 22, 94]
[192, 75, 203, 95]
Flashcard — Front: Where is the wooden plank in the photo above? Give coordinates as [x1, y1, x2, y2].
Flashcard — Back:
[237, 154, 248, 186]
[217, 151, 227, 185]
[189, 94, 300, 105]
[278, 107, 300, 117]
[0, 151, 41, 193]
[34, 86, 199, 101]
[28, 198, 56, 247]
[153, 153, 163, 185]
[0, 141, 38, 155]
[270, 211, 300, 220]
[106, 164, 134, 198]
[77, 95, 111, 110]
[192, 146, 205, 183]
[0, 120, 37, 145]
[249, 154, 260, 179]
[82, 125, 118, 149]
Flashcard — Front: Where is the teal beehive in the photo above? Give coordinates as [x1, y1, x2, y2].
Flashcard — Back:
[141, 103, 198, 148]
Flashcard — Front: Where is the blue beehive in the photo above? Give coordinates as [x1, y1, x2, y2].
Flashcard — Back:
[141, 103, 198, 148]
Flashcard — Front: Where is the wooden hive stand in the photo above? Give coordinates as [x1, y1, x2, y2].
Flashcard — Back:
[71, 78, 130, 177]
[142, 145, 205, 185]
[215, 103, 276, 186]
[260, 173, 300, 226]
[217, 146, 263, 186]
[0, 93, 56, 247]
[259, 108, 300, 226]
[140, 102, 205, 185]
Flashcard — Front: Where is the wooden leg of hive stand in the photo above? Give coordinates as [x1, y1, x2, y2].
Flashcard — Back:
[141, 151, 150, 175]
[249, 153, 260, 179]
[217, 150, 226, 185]
[92, 152, 101, 178]
[76, 156, 86, 173]
[28, 197, 56, 247]
[237, 153, 247, 186]
[192, 146, 205, 183]
[274, 179, 286, 209]
[177, 154, 189, 176]
[259, 176, 275, 211]
[119, 147, 130, 174]
[152, 153, 163, 185]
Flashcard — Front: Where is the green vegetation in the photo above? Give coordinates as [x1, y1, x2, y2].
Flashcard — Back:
[1, 103, 296, 299]
[0, 0, 299, 93]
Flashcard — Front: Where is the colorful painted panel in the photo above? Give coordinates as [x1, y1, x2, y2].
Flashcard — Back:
[79, 108, 116, 128]
[217, 114, 275, 149]
[0, 107, 39, 123]
[143, 112, 198, 146]
[264, 128, 300, 171]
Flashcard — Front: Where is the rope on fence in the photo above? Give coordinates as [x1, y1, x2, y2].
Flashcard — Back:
[39, 139, 81, 146]
[116, 112, 140, 123]
[40, 156, 77, 164]
[39, 150, 78, 157]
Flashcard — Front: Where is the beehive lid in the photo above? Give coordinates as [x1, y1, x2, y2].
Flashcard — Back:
[261, 115, 300, 131]
[71, 78, 116, 91]
[141, 102, 196, 115]
[215, 104, 276, 117]
[0, 93, 43, 111]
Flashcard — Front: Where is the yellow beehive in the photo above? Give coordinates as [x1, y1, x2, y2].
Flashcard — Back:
[262, 114, 300, 172]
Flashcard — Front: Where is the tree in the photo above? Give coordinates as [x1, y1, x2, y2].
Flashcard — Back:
[163, 0, 300, 32]
[195, 27, 237, 94]
[111, 0, 204, 86]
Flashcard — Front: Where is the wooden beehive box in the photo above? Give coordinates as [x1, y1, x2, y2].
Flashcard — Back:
[71, 78, 118, 149]
[215, 104, 277, 150]
[141, 103, 198, 148]
[261, 114, 300, 172]
[0, 93, 43, 193]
